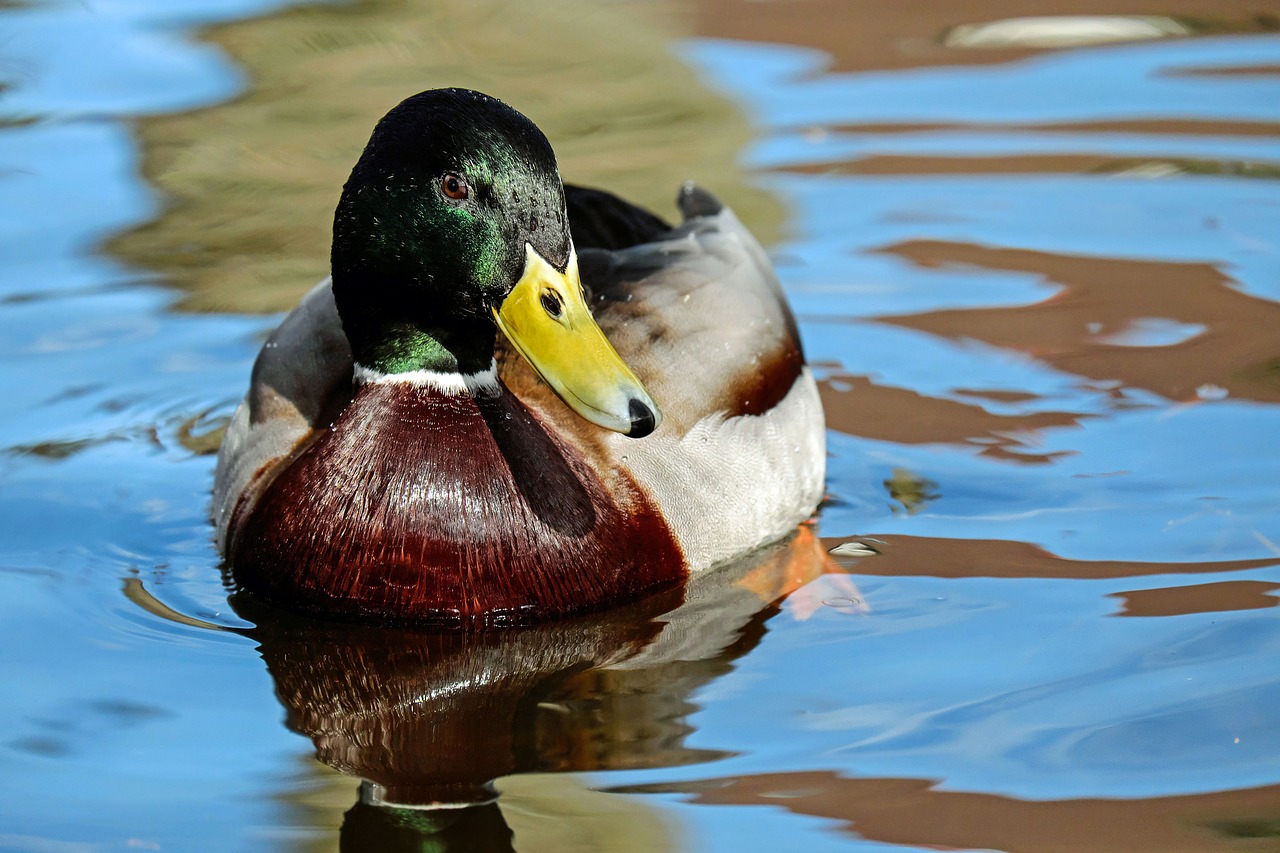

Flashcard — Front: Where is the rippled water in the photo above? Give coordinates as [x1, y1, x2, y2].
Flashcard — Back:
[2, 2, 1278, 851]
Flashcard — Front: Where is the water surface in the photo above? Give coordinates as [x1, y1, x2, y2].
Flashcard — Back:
[1, 1, 1278, 851]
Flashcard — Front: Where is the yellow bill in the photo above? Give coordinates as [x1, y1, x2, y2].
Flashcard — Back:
[494, 244, 661, 437]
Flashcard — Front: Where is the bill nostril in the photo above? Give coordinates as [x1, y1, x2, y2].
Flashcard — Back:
[540, 289, 563, 318]
[627, 398, 656, 438]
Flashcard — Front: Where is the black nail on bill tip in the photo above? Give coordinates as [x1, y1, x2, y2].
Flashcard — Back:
[627, 398, 656, 438]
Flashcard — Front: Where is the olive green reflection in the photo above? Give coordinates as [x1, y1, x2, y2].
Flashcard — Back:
[885, 467, 940, 515]
[110, 0, 783, 314]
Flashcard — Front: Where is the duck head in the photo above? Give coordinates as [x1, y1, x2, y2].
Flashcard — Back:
[330, 88, 660, 437]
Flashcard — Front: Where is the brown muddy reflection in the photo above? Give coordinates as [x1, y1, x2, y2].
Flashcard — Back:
[782, 154, 1280, 178]
[1171, 62, 1280, 76]
[819, 119, 1280, 138]
[823, 533, 1280, 579]
[687, 1, 1280, 179]
[819, 374, 1084, 464]
[617, 770, 1280, 853]
[689, 0, 1279, 75]
[878, 241, 1280, 404]
[817, 242, 1279, 482]
[1111, 579, 1280, 616]
[235, 529, 837, 848]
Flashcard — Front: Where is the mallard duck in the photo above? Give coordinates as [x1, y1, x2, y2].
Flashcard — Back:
[213, 88, 825, 627]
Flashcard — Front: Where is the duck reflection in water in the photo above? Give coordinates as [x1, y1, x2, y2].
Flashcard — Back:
[231, 526, 849, 851]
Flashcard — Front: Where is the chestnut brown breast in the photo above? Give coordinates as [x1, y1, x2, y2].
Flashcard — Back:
[229, 382, 686, 627]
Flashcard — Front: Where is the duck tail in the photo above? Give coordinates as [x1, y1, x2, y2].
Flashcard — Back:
[677, 181, 723, 220]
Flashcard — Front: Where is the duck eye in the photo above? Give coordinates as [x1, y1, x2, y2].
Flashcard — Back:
[441, 173, 469, 200]
[540, 289, 563, 319]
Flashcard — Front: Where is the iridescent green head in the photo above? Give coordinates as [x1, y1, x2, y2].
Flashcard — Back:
[330, 88, 660, 437]
[331, 88, 568, 376]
